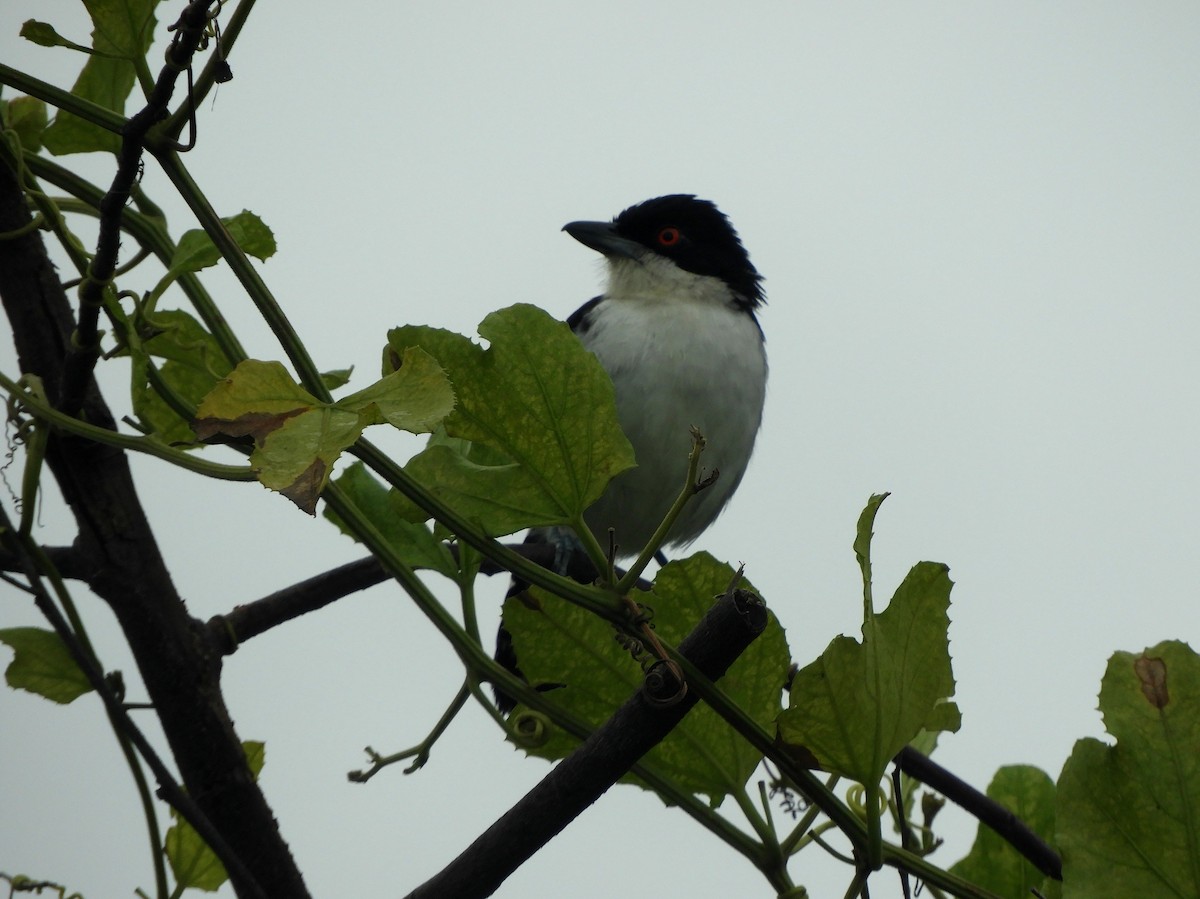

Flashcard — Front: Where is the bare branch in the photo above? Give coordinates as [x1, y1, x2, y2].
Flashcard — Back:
[204, 538, 621, 655]
[894, 746, 1062, 880]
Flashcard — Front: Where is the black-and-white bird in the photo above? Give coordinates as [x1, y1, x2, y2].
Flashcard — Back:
[496, 194, 767, 710]
[563, 194, 767, 553]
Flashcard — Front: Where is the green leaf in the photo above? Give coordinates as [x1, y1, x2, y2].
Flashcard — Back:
[949, 765, 1057, 897]
[20, 19, 94, 53]
[0, 627, 93, 704]
[341, 353, 455, 432]
[323, 462, 457, 577]
[164, 741, 264, 892]
[387, 304, 635, 538]
[193, 360, 354, 514]
[84, 0, 159, 60]
[41, 0, 158, 156]
[164, 814, 227, 892]
[1057, 640, 1200, 899]
[853, 491, 890, 591]
[3, 96, 50, 153]
[193, 354, 452, 514]
[777, 497, 959, 786]
[130, 310, 232, 446]
[242, 740, 266, 779]
[320, 367, 354, 391]
[169, 211, 277, 275]
[506, 553, 789, 803]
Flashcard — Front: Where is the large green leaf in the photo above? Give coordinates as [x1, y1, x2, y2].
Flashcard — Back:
[506, 553, 789, 803]
[777, 495, 960, 786]
[387, 304, 635, 538]
[1057, 640, 1200, 898]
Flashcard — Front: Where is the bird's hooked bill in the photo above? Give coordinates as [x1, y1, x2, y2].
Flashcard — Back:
[562, 220, 644, 260]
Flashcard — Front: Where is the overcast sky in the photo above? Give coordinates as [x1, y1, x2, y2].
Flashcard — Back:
[3, 3, 1199, 897]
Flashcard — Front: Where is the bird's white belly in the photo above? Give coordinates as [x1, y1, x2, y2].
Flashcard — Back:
[580, 298, 766, 555]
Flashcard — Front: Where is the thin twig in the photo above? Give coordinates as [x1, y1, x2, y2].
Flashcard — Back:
[348, 681, 472, 782]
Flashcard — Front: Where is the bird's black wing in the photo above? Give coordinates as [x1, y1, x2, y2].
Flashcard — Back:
[566, 295, 604, 335]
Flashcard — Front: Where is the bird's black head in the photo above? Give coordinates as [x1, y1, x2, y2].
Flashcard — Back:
[565, 195, 765, 310]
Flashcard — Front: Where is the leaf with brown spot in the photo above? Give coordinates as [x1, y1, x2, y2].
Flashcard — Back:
[193, 355, 453, 514]
[1134, 655, 1169, 708]
[1057, 640, 1200, 898]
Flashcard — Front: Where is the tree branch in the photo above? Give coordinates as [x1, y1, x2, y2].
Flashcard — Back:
[204, 538, 634, 655]
[0, 544, 88, 581]
[407, 586, 769, 899]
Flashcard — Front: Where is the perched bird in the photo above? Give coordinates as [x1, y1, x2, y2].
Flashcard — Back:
[562, 194, 768, 553]
[496, 194, 768, 710]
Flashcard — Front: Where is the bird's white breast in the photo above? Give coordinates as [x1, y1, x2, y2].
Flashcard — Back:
[579, 258, 767, 555]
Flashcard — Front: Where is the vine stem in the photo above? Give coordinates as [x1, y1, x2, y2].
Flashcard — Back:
[20, 151, 246, 365]
[152, 151, 329, 400]
[615, 427, 708, 593]
[320, 482, 767, 868]
[0, 63, 127, 135]
[0, 372, 255, 481]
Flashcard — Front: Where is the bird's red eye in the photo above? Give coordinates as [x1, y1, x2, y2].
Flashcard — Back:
[657, 226, 681, 247]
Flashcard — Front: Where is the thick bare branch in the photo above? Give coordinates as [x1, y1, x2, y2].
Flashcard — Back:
[895, 746, 1062, 880]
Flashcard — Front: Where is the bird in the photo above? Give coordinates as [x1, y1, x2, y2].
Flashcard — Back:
[496, 194, 768, 711]
[562, 194, 768, 554]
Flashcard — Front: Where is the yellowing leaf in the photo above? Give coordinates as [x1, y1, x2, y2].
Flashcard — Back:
[343, 348, 454, 433]
[194, 356, 452, 514]
[194, 359, 316, 440]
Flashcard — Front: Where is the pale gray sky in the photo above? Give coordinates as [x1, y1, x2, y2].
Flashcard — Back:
[3, 3, 1199, 897]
